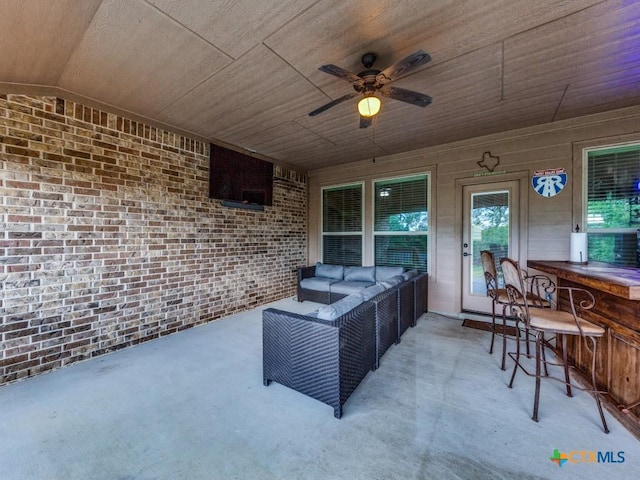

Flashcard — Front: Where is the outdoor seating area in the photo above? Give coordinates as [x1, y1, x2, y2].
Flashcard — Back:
[263, 264, 428, 418]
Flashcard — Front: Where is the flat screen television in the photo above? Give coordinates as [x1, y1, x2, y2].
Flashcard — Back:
[209, 144, 273, 206]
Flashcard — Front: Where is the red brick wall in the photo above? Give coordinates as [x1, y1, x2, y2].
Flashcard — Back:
[0, 95, 307, 385]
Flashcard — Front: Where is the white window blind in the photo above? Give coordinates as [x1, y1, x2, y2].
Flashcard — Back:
[374, 174, 429, 272]
[586, 144, 640, 266]
[322, 184, 363, 265]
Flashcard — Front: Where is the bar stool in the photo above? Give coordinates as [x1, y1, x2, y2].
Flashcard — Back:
[480, 250, 511, 369]
[500, 257, 609, 433]
[480, 250, 551, 370]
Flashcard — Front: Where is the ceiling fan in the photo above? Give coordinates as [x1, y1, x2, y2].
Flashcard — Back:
[308, 50, 433, 128]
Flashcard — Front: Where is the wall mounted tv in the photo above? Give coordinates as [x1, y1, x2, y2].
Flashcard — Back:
[209, 144, 273, 207]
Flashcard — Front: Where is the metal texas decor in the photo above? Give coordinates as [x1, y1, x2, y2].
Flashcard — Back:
[477, 151, 500, 172]
[531, 167, 567, 197]
[474, 151, 507, 177]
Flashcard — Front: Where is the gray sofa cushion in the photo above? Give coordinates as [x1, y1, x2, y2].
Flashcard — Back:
[402, 269, 419, 281]
[300, 277, 341, 292]
[344, 266, 376, 283]
[330, 280, 375, 295]
[375, 266, 405, 282]
[315, 262, 344, 280]
[361, 284, 386, 301]
[380, 275, 404, 289]
[317, 293, 364, 321]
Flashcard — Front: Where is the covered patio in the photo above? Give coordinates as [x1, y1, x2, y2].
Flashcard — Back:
[2, 2, 640, 477]
[0, 298, 635, 479]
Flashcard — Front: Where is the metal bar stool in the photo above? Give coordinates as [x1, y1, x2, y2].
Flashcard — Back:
[480, 250, 552, 370]
[500, 257, 609, 433]
[480, 250, 511, 369]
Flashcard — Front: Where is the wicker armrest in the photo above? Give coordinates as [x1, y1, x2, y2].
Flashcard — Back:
[397, 280, 415, 338]
[368, 287, 398, 366]
[297, 265, 317, 282]
[262, 301, 376, 418]
[413, 272, 428, 318]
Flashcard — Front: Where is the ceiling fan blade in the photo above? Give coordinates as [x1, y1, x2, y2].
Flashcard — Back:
[319, 64, 363, 85]
[308, 92, 358, 117]
[376, 50, 431, 85]
[359, 115, 373, 129]
[381, 86, 432, 107]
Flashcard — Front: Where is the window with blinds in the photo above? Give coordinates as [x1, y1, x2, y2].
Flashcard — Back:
[374, 174, 429, 272]
[322, 184, 363, 265]
[586, 143, 640, 266]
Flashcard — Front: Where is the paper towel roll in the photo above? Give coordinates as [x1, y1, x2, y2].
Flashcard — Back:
[570, 232, 588, 263]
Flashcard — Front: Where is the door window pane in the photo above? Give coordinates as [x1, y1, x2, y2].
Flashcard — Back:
[470, 191, 509, 294]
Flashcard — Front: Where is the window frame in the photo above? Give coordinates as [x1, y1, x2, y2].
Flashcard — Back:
[320, 181, 365, 265]
[582, 141, 640, 265]
[372, 173, 430, 273]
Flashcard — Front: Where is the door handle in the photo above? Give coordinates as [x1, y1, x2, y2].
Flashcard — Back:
[463, 252, 470, 257]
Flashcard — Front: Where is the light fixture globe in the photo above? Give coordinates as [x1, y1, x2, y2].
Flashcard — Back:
[357, 96, 381, 117]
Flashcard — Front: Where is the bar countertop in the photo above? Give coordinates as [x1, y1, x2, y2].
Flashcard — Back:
[527, 260, 640, 301]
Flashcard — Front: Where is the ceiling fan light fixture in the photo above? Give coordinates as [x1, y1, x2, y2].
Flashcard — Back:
[358, 96, 381, 117]
[309, 49, 431, 126]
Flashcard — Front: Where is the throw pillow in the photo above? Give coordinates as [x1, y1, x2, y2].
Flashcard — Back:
[375, 266, 405, 282]
[344, 266, 376, 283]
[380, 275, 404, 289]
[402, 269, 419, 281]
[361, 284, 386, 301]
[317, 293, 364, 320]
[315, 262, 344, 280]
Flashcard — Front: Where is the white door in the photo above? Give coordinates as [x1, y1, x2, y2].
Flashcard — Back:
[461, 180, 520, 313]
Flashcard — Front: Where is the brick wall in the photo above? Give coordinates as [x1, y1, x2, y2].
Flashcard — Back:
[0, 95, 307, 385]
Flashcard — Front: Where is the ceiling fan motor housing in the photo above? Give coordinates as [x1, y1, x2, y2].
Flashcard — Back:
[353, 70, 381, 93]
[361, 52, 376, 68]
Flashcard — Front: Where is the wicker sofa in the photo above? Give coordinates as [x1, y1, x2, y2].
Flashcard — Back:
[297, 264, 404, 304]
[297, 263, 428, 336]
[263, 293, 377, 419]
[262, 264, 428, 418]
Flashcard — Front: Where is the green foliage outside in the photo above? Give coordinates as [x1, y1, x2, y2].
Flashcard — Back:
[588, 199, 639, 266]
[588, 199, 634, 229]
[470, 205, 509, 287]
[472, 205, 508, 254]
[386, 212, 428, 232]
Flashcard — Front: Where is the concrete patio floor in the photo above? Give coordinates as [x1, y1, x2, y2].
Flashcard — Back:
[0, 297, 636, 479]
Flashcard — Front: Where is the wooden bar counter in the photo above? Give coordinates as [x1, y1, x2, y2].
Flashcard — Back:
[528, 260, 640, 438]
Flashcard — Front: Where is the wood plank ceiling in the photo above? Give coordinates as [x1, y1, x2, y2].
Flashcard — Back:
[1, 0, 639, 171]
